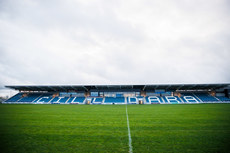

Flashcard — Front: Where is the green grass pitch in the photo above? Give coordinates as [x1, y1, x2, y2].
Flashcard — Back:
[0, 104, 230, 153]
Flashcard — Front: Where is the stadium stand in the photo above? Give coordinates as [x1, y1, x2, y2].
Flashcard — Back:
[3, 84, 230, 104]
[5, 92, 230, 104]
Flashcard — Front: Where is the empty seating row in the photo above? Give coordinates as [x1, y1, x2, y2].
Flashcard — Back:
[145, 96, 163, 104]
[40, 97, 86, 103]
[194, 93, 219, 102]
[18, 93, 42, 102]
[92, 97, 104, 103]
[5, 93, 23, 102]
[104, 97, 125, 103]
[216, 96, 230, 101]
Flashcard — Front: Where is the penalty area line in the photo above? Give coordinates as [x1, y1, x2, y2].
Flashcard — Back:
[126, 104, 133, 153]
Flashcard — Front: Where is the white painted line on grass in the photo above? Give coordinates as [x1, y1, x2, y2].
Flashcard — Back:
[126, 104, 133, 153]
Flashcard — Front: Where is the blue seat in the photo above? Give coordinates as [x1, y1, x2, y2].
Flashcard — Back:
[181, 96, 198, 103]
[216, 96, 230, 102]
[194, 93, 219, 102]
[162, 96, 182, 104]
[18, 93, 42, 102]
[146, 96, 163, 104]
[104, 97, 125, 103]
[51, 97, 60, 103]
[129, 97, 137, 102]
[73, 97, 85, 103]
[59, 97, 69, 103]
[36, 94, 53, 103]
[5, 93, 23, 102]
[67, 97, 75, 103]
[94, 97, 103, 102]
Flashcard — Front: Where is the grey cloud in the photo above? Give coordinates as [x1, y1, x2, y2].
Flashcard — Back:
[0, 0, 230, 96]
[0, 0, 144, 43]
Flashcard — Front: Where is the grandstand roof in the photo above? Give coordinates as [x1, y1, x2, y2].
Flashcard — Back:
[5, 83, 230, 92]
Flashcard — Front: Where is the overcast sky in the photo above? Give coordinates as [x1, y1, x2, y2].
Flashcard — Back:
[0, 0, 230, 96]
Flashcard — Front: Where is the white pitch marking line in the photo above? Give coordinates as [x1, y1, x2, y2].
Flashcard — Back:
[126, 104, 133, 153]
